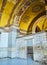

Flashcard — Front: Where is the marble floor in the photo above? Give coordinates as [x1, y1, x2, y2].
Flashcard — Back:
[0, 57, 45, 65]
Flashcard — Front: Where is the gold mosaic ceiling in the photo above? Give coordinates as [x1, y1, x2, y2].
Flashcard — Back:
[0, 0, 47, 34]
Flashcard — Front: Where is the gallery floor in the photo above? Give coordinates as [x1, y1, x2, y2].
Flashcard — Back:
[0, 57, 45, 65]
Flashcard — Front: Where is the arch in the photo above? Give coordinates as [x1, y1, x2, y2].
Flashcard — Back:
[31, 15, 46, 33]
[19, 2, 45, 34]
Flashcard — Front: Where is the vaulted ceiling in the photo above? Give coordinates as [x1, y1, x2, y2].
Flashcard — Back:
[0, 0, 47, 34]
